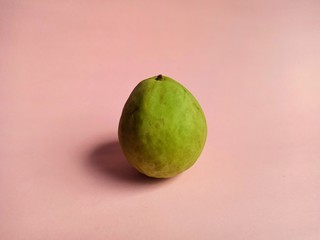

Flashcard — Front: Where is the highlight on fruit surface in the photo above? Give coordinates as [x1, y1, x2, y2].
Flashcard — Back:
[118, 75, 207, 178]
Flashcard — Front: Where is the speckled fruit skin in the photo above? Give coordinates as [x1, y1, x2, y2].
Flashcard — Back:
[118, 75, 207, 178]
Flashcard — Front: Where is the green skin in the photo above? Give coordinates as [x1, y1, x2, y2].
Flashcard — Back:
[118, 75, 207, 178]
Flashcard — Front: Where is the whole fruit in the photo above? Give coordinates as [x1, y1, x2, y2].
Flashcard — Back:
[118, 75, 207, 178]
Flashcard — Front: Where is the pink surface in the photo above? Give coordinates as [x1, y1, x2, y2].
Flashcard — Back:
[1, 1, 320, 239]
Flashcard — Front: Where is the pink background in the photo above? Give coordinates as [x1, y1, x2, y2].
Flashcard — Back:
[1, 0, 320, 239]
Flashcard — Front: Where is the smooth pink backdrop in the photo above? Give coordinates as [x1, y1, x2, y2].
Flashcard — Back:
[1, 0, 320, 239]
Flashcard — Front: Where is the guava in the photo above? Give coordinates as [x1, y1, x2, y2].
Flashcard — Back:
[118, 75, 207, 178]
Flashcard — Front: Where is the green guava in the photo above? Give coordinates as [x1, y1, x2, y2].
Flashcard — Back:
[118, 75, 207, 178]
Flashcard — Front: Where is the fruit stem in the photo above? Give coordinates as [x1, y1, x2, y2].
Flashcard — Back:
[155, 74, 163, 80]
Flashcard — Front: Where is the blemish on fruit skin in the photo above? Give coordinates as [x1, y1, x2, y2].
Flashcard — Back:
[193, 102, 201, 111]
[155, 122, 160, 129]
[130, 106, 140, 116]
[160, 93, 165, 102]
